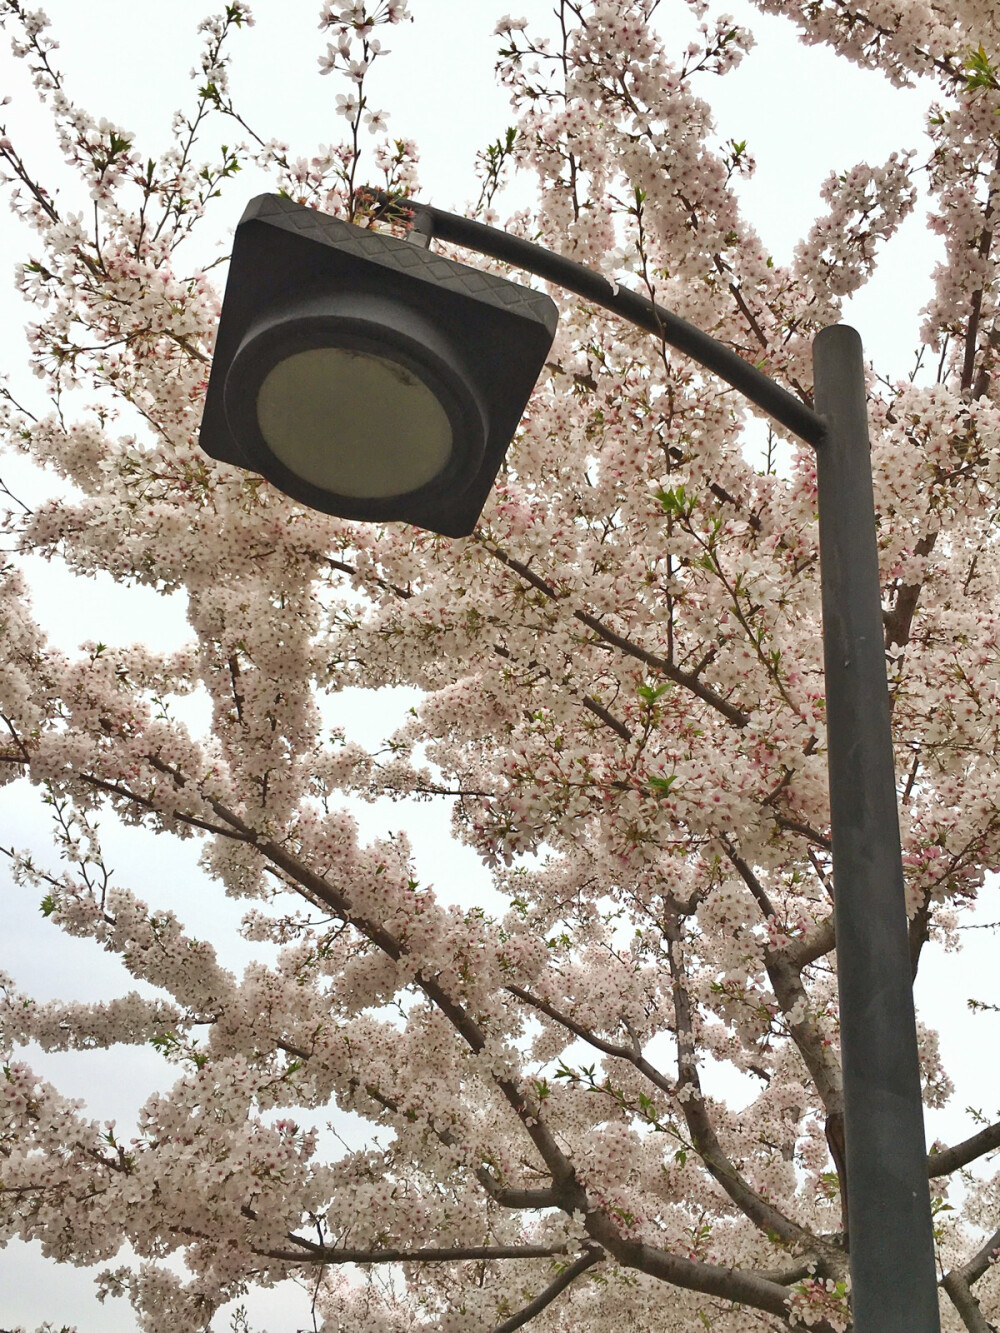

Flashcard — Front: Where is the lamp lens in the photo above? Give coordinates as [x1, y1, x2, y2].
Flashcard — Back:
[256, 347, 453, 499]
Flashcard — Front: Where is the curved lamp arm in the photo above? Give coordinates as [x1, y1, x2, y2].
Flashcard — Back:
[372, 191, 826, 448]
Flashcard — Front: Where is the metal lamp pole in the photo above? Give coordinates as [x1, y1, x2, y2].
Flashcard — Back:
[812, 326, 939, 1330]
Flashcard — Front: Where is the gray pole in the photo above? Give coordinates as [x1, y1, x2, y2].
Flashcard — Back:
[812, 325, 939, 1332]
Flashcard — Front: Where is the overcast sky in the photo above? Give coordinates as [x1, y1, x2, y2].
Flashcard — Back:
[0, 3, 994, 1329]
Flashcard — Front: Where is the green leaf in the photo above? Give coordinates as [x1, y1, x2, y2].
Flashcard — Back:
[637, 681, 670, 705]
[964, 44, 998, 91]
[654, 483, 693, 516]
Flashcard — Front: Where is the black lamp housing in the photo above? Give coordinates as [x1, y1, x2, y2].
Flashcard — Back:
[199, 194, 558, 537]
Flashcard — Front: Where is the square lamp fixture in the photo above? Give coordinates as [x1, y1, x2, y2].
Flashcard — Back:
[198, 194, 558, 537]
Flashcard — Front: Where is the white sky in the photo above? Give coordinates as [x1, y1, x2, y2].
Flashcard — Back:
[0, 2, 995, 1329]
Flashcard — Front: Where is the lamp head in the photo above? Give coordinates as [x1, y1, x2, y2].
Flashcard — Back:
[199, 195, 558, 537]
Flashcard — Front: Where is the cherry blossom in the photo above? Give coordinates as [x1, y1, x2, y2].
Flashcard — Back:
[2, 1, 1000, 1330]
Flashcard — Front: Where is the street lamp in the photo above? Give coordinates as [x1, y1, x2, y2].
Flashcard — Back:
[199, 194, 557, 537]
[200, 191, 941, 1333]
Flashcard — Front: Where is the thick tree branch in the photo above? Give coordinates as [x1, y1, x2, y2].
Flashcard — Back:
[721, 836, 776, 917]
[267, 1242, 575, 1264]
[929, 1119, 1000, 1178]
[570, 1225, 843, 1333]
[942, 1223, 1000, 1333]
[764, 930, 847, 1231]
[773, 814, 831, 850]
[662, 920, 834, 1264]
[11, 741, 854, 1322]
[61, 767, 253, 843]
[957, 1222, 1000, 1288]
[581, 692, 632, 741]
[909, 890, 932, 978]
[723, 834, 835, 970]
[970, 324, 1000, 401]
[274, 1234, 840, 1332]
[884, 530, 938, 650]
[757, 1261, 823, 1287]
[510, 971, 841, 1261]
[961, 149, 1000, 395]
[942, 1271, 995, 1333]
[781, 915, 837, 971]
[145, 764, 592, 1213]
[718, 845, 842, 1128]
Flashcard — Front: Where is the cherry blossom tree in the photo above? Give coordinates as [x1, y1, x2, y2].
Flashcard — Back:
[2, 0, 1000, 1329]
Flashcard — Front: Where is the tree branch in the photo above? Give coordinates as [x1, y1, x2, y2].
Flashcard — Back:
[909, 890, 932, 979]
[485, 544, 750, 728]
[357, 1079, 563, 1211]
[265, 1242, 575, 1265]
[958, 1222, 1000, 1287]
[506, 983, 675, 1098]
[941, 1271, 995, 1333]
[715, 842, 843, 1141]
[772, 813, 831, 850]
[662, 919, 834, 1263]
[76, 768, 254, 842]
[146, 767, 591, 1211]
[325, 556, 414, 601]
[713, 254, 770, 350]
[510, 970, 842, 1265]
[884, 530, 938, 649]
[929, 1119, 1000, 1178]
[568, 1226, 844, 1333]
[721, 835, 776, 918]
[961, 148, 1000, 394]
[581, 692, 632, 742]
[492, 642, 632, 744]
[572, 608, 750, 728]
[942, 1223, 1000, 1333]
[494, 1247, 604, 1333]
